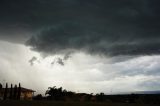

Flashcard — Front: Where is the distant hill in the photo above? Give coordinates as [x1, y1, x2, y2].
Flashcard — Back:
[109, 90, 160, 95]
[133, 90, 160, 94]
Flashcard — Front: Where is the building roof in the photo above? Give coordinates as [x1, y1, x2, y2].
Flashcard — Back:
[21, 87, 35, 92]
[0, 87, 35, 92]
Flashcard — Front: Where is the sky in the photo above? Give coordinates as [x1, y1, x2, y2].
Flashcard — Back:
[0, 0, 160, 95]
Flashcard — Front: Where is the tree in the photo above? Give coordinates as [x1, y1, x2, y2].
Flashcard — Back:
[13, 85, 17, 100]
[3, 83, 8, 100]
[0, 83, 2, 100]
[17, 83, 21, 100]
[0, 83, 2, 90]
[46, 86, 56, 100]
[0, 83, 2, 94]
[9, 84, 13, 99]
[45, 86, 65, 100]
[96, 92, 105, 102]
[33, 94, 43, 100]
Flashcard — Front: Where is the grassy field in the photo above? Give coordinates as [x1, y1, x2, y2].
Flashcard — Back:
[0, 101, 160, 106]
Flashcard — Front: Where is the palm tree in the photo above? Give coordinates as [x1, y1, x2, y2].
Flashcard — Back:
[45, 86, 64, 100]
[45, 86, 57, 100]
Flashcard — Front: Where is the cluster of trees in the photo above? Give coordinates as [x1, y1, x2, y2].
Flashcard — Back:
[34, 86, 106, 102]
[0, 83, 21, 100]
[95, 93, 105, 102]
[45, 86, 75, 101]
[33, 86, 160, 104]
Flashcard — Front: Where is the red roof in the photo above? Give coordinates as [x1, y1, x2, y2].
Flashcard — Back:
[21, 87, 35, 92]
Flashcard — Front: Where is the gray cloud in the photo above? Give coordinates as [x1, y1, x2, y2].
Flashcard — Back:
[51, 57, 65, 66]
[57, 58, 64, 66]
[140, 80, 160, 90]
[29, 56, 37, 66]
[51, 53, 71, 66]
[0, 0, 160, 56]
[51, 61, 55, 65]
[63, 52, 71, 60]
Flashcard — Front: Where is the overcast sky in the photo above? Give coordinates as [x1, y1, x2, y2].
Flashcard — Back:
[0, 0, 160, 95]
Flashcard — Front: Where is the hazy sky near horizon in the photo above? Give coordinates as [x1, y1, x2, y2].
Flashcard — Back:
[0, 0, 160, 94]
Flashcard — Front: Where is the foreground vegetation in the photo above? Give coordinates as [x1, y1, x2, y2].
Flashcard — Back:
[35, 86, 160, 104]
[0, 101, 160, 106]
[1, 84, 160, 105]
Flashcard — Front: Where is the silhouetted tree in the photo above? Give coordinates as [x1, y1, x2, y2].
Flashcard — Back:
[96, 92, 105, 102]
[33, 94, 43, 100]
[17, 83, 21, 100]
[64, 90, 75, 97]
[13, 85, 17, 100]
[3, 83, 8, 100]
[0, 83, 2, 90]
[46, 86, 56, 100]
[9, 84, 13, 99]
[46, 86, 70, 101]
[0, 83, 2, 100]
[87, 93, 93, 101]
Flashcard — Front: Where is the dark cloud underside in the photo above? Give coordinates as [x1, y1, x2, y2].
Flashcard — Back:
[0, 0, 160, 56]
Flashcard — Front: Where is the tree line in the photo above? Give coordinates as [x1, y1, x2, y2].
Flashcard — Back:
[34, 86, 105, 102]
[34, 86, 160, 104]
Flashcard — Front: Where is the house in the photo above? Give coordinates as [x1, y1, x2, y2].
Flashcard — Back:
[0, 87, 35, 100]
[19, 87, 35, 100]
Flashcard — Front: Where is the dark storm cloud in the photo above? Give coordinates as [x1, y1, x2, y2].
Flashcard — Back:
[1, 0, 160, 56]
